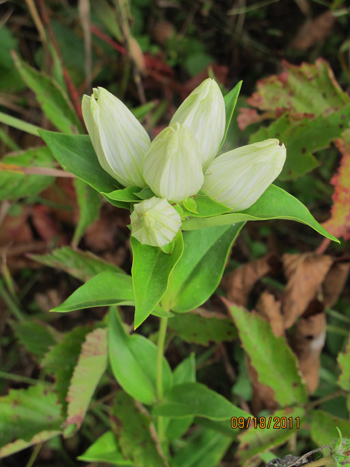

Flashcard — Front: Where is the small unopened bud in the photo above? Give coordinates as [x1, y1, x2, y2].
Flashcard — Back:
[202, 139, 286, 211]
[130, 197, 182, 247]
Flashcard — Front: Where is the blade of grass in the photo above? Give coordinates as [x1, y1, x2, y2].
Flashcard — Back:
[0, 112, 41, 136]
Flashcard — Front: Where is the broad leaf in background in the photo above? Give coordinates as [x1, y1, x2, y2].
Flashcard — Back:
[219, 80, 242, 150]
[337, 335, 350, 411]
[102, 186, 143, 203]
[51, 271, 134, 312]
[161, 223, 244, 313]
[310, 410, 350, 447]
[322, 131, 350, 241]
[166, 354, 196, 441]
[131, 230, 184, 328]
[172, 427, 232, 467]
[0, 147, 55, 200]
[226, 302, 308, 406]
[0, 27, 26, 92]
[11, 319, 61, 360]
[72, 179, 102, 247]
[78, 431, 133, 465]
[30, 246, 124, 282]
[0, 386, 63, 458]
[13, 52, 83, 134]
[250, 107, 350, 180]
[182, 185, 338, 244]
[41, 325, 94, 413]
[64, 328, 108, 437]
[39, 132, 125, 204]
[237, 407, 305, 465]
[168, 309, 237, 345]
[110, 390, 169, 467]
[109, 307, 173, 405]
[153, 382, 249, 420]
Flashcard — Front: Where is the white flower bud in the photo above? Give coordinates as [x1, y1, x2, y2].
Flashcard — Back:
[82, 87, 150, 188]
[202, 139, 286, 211]
[130, 197, 182, 247]
[142, 122, 204, 203]
[170, 78, 225, 167]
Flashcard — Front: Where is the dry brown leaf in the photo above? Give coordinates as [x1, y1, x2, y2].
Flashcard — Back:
[289, 10, 336, 51]
[246, 354, 278, 414]
[256, 291, 284, 337]
[220, 253, 279, 306]
[323, 257, 350, 309]
[129, 37, 146, 74]
[282, 253, 333, 329]
[289, 301, 326, 393]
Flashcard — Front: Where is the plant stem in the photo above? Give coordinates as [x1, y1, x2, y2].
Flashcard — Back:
[304, 456, 335, 467]
[0, 370, 51, 386]
[156, 316, 168, 441]
[25, 442, 43, 467]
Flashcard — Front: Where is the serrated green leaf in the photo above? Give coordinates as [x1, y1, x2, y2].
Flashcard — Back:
[13, 53, 83, 134]
[182, 185, 338, 243]
[51, 271, 134, 312]
[12, 319, 61, 359]
[77, 431, 133, 465]
[168, 309, 237, 345]
[310, 410, 350, 447]
[227, 302, 308, 406]
[237, 407, 305, 465]
[30, 246, 124, 282]
[0, 386, 63, 456]
[73, 179, 102, 246]
[0, 147, 55, 200]
[131, 230, 184, 328]
[111, 391, 168, 467]
[153, 382, 249, 420]
[65, 328, 108, 436]
[161, 223, 244, 313]
[337, 335, 350, 391]
[108, 307, 173, 405]
[220, 80, 243, 150]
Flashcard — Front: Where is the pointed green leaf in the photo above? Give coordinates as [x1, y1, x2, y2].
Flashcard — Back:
[131, 230, 184, 328]
[227, 302, 308, 406]
[108, 308, 172, 405]
[51, 272, 134, 312]
[310, 410, 350, 447]
[73, 179, 102, 247]
[30, 246, 124, 282]
[102, 186, 143, 202]
[153, 382, 249, 420]
[337, 335, 350, 391]
[161, 223, 244, 313]
[78, 431, 133, 465]
[220, 81, 243, 150]
[182, 185, 338, 243]
[12, 319, 61, 359]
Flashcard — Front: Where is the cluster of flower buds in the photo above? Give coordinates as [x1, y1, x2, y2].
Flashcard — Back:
[82, 79, 286, 248]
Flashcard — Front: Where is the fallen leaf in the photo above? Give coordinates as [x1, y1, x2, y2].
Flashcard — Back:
[321, 131, 350, 241]
[255, 291, 284, 337]
[322, 257, 350, 308]
[220, 253, 279, 306]
[282, 253, 333, 329]
[246, 355, 279, 414]
[289, 301, 326, 393]
[289, 10, 336, 51]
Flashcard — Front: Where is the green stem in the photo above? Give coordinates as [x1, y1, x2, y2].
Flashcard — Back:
[25, 442, 43, 467]
[156, 316, 168, 441]
[305, 456, 335, 467]
[0, 370, 51, 386]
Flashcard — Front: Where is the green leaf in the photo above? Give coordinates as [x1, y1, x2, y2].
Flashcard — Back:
[13, 52, 83, 134]
[78, 431, 133, 465]
[0, 147, 55, 200]
[134, 187, 155, 200]
[250, 105, 350, 180]
[153, 382, 249, 420]
[194, 418, 240, 439]
[182, 190, 231, 218]
[0, 386, 63, 455]
[108, 307, 173, 405]
[161, 223, 244, 313]
[227, 302, 308, 406]
[131, 101, 157, 121]
[0, 430, 60, 459]
[41, 325, 94, 413]
[65, 328, 108, 437]
[166, 354, 196, 441]
[152, 306, 174, 318]
[111, 391, 168, 467]
[237, 407, 305, 465]
[310, 410, 350, 447]
[183, 197, 198, 214]
[51, 271, 134, 312]
[39, 131, 124, 200]
[172, 427, 232, 467]
[131, 230, 184, 328]
[220, 81, 243, 150]
[91, 0, 123, 41]
[12, 319, 61, 360]
[182, 185, 338, 243]
[30, 246, 124, 282]
[102, 186, 143, 202]
[337, 335, 350, 391]
[168, 309, 237, 345]
[72, 179, 102, 247]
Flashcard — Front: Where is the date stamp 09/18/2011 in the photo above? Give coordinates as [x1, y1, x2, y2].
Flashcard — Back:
[231, 417, 301, 430]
